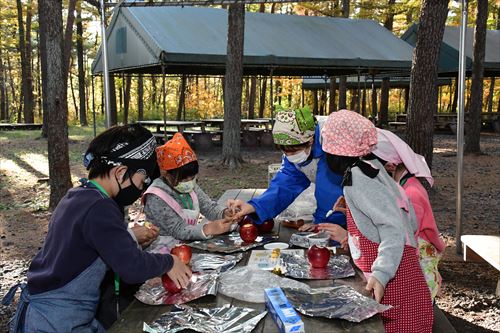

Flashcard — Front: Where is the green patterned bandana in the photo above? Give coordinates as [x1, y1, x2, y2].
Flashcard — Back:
[272, 108, 316, 145]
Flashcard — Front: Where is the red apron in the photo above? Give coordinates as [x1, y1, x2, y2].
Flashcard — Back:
[346, 207, 433, 333]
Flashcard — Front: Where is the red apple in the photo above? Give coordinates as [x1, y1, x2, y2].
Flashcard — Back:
[313, 225, 320, 233]
[307, 245, 331, 268]
[257, 219, 275, 234]
[162, 274, 182, 294]
[239, 223, 258, 243]
[238, 215, 254, 226]
[171, 244, 192, 265]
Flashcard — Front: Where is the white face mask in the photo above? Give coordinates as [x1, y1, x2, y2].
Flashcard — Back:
[286, 148, 310, 164]
[174, 178, 196, 193]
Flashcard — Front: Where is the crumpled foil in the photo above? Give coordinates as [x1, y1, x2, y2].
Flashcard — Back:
[280, 253, 355, 280]
[190, 253, 243, 273]
[135, 272, 218, 305]
[218, 267, 309, 303]
[143, 304, 267, 333]
[189, 232, 277, 253]
[289, 231, 330, 248]
[283, 285, 391, 322]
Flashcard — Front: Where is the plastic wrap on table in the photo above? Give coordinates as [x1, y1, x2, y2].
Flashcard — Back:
[145, 235, 180, 255]
[289, 231, 331, 248]
[283, 286, 391, 323]
[135, 272, 218, 305]
[218, 267, 309, 303]
[143, 304, 267, 333]
[276, 184, 316, 222]
[280, 253, 355, 280]
[190, 253, 243, 273]
[188, 232, 277, 253]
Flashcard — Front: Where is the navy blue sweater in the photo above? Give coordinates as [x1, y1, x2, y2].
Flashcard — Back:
[28, 185, 173, 295]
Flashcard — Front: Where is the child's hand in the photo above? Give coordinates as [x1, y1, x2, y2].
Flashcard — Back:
[131, 224, 159, 248]
[203, 218, 234, 237]
[226, 199, 255, 221]
[332, 196, 347, 215]
[366, 276, 385, 303]
[167, 255, 192, 289]
[317, 223, 348, 243]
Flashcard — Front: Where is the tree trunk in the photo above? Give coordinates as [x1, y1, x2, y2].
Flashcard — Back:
[451, 75, 458, 113]
[338, 78, 347, 109]
[371, 83, 377, 121]
[177, 74, 186, 121]
[320, 90, 326, 115]
[313, 90, 319, 115]
[222, 3, 244, 169]
[404, 86, 409, 112]
[39, 0, 72, 209]
[329, 76, 337, 114]
[0, 50, 6, 121]
[137, 74, 144, 120]
[465, 0, 488, 154]
[486, 77, 495, 114]
[379, 78, 390, 126]
[109, 75, 118, 125]
[69, 58, 78, 119]
[407, 0, 449, 169]
[16, 0, 35, 123]
[361, 86, 367, 116]
[248, 76, 256, 119]
[123, 75, 131, 124]
[151, 75, 156, 111]
[76, 3, 87, 126]
[259, 77, 266, 118]
[39, 2, 49, 137]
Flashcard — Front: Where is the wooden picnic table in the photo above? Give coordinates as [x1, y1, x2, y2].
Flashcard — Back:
[108, 188, 384, 333]
[137, 120, 206, 134]
[202, 119, 271, 132]
[0, 123, 43, 131]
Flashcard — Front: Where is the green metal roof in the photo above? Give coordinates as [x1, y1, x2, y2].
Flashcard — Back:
[401, 24, 500, 77]
[302, 76, 452, 90]
[92, 6, 414, 76]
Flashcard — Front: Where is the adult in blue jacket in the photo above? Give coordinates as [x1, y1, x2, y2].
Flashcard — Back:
[229, 108, 345, 227]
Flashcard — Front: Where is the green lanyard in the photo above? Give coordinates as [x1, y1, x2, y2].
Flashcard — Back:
[88, 180, 120, 316]
[178, 193, 193, 210]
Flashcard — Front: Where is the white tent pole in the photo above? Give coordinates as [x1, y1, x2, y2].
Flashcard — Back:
[99, 0, 112, 128]
[456, 0, 468, 255]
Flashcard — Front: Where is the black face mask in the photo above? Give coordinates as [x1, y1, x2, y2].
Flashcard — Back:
[325, 154, 359, 176]
[113, 173, 143, 208]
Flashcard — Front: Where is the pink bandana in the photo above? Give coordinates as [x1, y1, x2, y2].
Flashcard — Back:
[321, 110, 377, 157]
[373, 129, 434, 186]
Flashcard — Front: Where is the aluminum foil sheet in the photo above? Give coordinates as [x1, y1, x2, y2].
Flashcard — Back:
[143, 304, 267, 333]
[289, 231, 330, 248]
[189, 232, 277, 253]
[135, 272, 218, 305]
[280, 253, 355, 280]
[283, 285, 391, 323]
[190, 253, 243, 273]
[218, 267, 309, 303]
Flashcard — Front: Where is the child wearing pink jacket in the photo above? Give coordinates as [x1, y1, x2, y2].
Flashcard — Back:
[373, 129, 446, 300]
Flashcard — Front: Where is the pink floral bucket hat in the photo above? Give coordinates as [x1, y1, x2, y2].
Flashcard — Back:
[321, 109, 377, 157]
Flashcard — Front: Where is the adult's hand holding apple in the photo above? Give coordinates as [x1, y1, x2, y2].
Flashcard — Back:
[332, 196, 347, 215]
[167, 255, 192, 289]
[316, 223, 347, 243]
[365, 276, 385, 303]
[226, 199, 256, 221]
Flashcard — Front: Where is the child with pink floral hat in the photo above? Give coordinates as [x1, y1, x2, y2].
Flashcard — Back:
[320, 110, 433, 333]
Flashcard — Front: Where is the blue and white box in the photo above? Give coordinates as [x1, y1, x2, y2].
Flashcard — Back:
[264, 287, 305, 333]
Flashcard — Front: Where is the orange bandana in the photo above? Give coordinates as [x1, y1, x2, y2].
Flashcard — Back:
[156, 133, 197, 170]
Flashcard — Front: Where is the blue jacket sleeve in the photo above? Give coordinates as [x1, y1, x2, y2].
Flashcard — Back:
[248, 156, 310, 224]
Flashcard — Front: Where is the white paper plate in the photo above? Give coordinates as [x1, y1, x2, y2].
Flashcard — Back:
[264, 242, 289, 250]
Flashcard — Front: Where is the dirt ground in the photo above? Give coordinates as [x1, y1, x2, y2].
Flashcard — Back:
[0, 128, 499, 332]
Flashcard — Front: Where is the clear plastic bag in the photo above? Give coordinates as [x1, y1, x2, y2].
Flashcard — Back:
[276, 184, 316, 222]
[218, 267, 309, 303]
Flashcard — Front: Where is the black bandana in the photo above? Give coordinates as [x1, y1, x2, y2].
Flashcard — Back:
[326, 153, 379, 186]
